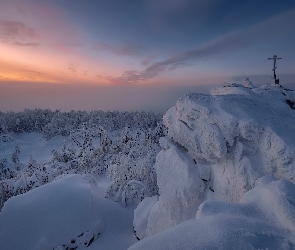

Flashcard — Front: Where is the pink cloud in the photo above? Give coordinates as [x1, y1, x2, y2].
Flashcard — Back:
[0, 20, 38, 39]
[11, 41, 40, 47]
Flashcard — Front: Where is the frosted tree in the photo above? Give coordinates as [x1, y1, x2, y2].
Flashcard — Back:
[0, 180, 14, 208]
[106, 133, 160, 206]
[70, 123, 94, 158]
[0, 158, 16, 181]
[0, 108, 163, 208]
[11, 145, 20, 165]
[101, 131, 112, 154]
[51, 141, 75, 164]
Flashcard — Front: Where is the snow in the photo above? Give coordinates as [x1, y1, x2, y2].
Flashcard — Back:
[0, 132, 69, 163]
[129, 177, 295, 250]
[133, 196, 158, 240]
[1, 80, 295, 249]
[142, 82, 295, 239]
[0, 174, 137, 250]
[0, 174, 102, 249]
[145, 138, 206, 236]
[211, 79, 295, 109]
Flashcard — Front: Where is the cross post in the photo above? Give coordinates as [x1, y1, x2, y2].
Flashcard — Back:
[268, 55, 282, 80]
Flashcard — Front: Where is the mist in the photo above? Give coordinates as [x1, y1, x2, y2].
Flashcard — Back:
[0, 82, 216, 113]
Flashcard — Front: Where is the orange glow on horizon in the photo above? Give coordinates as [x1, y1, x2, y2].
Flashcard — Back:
[0, 42, 123, 85]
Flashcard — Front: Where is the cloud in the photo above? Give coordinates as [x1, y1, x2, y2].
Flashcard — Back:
[0, 20, 40, 47]
[105, 8, 295, 84]
[17, 69, 41, 74]
[12, 41, 40, 47]
[92, 41, 144, 56]
[141, 55, 155, 66]
[18, 6, 27, 17]
[13, 64, 42, 75]
[0, 20, 38, 39]
[68, 63, 79, 73]
[59, 42, 83, 47]
[144, 0, 222, 34]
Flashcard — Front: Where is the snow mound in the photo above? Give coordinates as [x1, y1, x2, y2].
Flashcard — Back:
[145, 83, 295, 237]
[0, 175, 104, 250]
[129, 178, 295, 250]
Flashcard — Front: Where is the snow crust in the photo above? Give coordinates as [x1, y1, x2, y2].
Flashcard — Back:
[144, 83, 295, 238]
[129, 177, 295, 250]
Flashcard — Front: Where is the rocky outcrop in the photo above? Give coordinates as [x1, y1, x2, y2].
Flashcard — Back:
[145, 84, 295, 236]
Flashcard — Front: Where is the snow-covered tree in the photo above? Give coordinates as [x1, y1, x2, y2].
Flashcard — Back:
[11, 145, 20, 165]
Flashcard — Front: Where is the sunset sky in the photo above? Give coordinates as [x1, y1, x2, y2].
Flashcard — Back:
[1, 0, 295, 112]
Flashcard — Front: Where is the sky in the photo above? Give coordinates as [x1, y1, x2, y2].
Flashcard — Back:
[0, 0, 295, 112]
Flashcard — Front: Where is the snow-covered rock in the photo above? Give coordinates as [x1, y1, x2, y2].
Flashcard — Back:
[145, 83, 295, 237]
[211, 79, 295, 109]
[145, 139, 206, 236]
[252, 84, 295, 109]
[128, 177, 295, 250]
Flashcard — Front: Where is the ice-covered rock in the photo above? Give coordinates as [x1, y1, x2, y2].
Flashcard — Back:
[128, 177, 295, 250]
[145, 83, 295, 237]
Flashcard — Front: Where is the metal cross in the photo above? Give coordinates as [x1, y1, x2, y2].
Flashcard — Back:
[268, 55, 282, 80]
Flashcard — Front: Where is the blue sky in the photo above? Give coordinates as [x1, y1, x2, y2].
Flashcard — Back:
[0, 0, 294, 111]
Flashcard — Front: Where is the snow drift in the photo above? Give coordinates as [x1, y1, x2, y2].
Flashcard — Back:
[0, 174, 137, 250]
[0, 174, 104, 250]
[137, 81, 295, 240]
